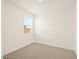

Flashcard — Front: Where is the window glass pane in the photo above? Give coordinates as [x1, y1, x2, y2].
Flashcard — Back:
[24, 16, 32, 33]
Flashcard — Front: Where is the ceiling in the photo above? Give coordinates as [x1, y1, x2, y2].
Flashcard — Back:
[6, 0, 75, 15]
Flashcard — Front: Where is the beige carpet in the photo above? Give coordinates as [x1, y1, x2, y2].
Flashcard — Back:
[3, 43, 76, 59]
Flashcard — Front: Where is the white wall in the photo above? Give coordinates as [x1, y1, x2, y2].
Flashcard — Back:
[2, 0, 34, 55]
[35, 0, 76, 50]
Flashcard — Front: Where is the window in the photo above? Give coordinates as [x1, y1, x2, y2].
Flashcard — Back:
[24, 16, 32, 33]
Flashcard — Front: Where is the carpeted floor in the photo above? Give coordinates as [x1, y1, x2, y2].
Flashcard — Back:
[3, 43, 76, 59]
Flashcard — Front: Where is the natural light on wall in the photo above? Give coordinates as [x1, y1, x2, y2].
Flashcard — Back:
[24, 16, 32, 33]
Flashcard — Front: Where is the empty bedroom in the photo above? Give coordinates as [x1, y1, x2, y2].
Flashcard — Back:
[1, 0, 77, 59]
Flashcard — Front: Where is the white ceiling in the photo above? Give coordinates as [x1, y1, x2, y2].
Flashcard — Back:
[6, 0, 75, 15]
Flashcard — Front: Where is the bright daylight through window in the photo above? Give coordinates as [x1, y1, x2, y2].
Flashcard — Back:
[24, 16, 32, 33]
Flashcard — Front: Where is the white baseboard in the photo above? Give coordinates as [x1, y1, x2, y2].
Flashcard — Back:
[3, 41, 33, 56]
[35, 41, 74, 51]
